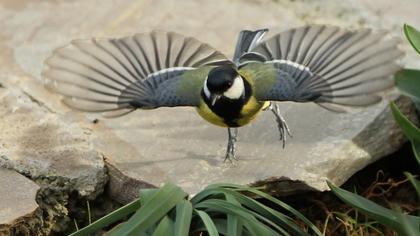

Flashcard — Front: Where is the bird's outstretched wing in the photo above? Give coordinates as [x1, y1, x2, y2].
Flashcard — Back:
[241, 25, 403, 112]
[42, 31, 229, 117]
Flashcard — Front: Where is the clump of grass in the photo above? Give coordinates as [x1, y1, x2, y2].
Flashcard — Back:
[70, 183, 322, 236]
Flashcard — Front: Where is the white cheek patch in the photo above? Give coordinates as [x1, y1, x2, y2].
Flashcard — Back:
[223, 76, 244, 99]
[203, 77, 211, 99]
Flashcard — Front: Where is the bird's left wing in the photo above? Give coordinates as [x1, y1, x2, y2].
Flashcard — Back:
[42, 31, 229, 117]
[240, 25, 403, 112]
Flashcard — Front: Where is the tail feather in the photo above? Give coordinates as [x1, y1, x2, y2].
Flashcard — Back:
[233, 29, 268, 64]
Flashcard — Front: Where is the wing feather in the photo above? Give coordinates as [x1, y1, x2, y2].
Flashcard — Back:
[43, 31, 230, 116]
[247, 25, 403, 109]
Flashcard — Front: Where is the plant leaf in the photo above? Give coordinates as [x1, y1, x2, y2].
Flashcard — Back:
[244, 187, 322, 236]
[69, 198, 141, 236]
[174, 200, 193, 236]
[191, 218, 228, 235]
[404, 24, 420, 54]
[412, 140, 420, 165]
[190, 187, 226, 204]
[225, 193, 242, 236]
[153, 216, 174, 236]
[108, 183, 187, 235]
[404, 172, 420, 196]
[221, 188, 304, 235]
[105, 223, 127, 236]
[139, 188, 159, 205]
[395, 69, 420, 101]
[390, 102, 420, 142]
[328, 182, 420, 235]
[199, 183, 321, 235]
[195, 210, 219, 236]
[195, 198, 277, 236]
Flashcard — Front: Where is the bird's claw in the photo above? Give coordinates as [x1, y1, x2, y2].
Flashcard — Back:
[268, 102, 292, 148]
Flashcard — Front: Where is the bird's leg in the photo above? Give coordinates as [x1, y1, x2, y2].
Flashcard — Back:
[224, 127, 238, 162]
[266, 102, 292, 148]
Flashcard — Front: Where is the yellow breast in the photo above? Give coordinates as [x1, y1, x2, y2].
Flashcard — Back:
[238, 98, 269, 126]
[195, 98, 269, 127]
[195, 99, 227, 127]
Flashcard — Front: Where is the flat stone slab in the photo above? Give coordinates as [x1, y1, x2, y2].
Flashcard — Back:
[0, 86, 106, 198]
[94, 95, 415, 195]
[0, 167, 39, 227]
[0, 0, 419, 197]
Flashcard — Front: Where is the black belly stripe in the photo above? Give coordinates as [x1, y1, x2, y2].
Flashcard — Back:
[202, 79, 252, 127]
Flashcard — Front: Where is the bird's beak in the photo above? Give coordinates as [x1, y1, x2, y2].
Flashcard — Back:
[210, 94, 222, 106]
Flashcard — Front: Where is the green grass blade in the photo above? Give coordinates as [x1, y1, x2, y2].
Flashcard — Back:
[153, 216, 174, 236]
[404, 24, 420, 54]
[198, 183, 320, 235]
[223, 189, 307, 235]
[395, 69, 420, 101]
[190, 188, 225, 204]
[174, 200, 193, 236]
[195, 199, 276, 236]
[328, 182, 419, 235]
[404, 172, 420, 196]
[139, 188, 159, 205]
[412, 140, 420, 165]
[69, 198, 141, 236]
[205, 183, 258, 191]
[195, 210, 219, 236]
[390, 102, 420, 141]
[329, 182, 398, 225]
[191, 218, 227, 235]
[105, 223, 127, 236]
[225, 194, 243, 236]
[192, 188, 245, 235]
[247, 210, 290, 236]
[227, 214, 241, 236]
[108, 183, 187, 235]
[244, 188, 322, 236]
[393, 205, 420, 236]
[192, 218, 257, 236]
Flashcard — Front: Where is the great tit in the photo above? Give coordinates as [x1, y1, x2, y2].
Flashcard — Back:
[42, 25, 402, 161]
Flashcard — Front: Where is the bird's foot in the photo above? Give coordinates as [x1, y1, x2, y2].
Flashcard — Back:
[268, 102, 292, 148]
[224, 128, 238, 162]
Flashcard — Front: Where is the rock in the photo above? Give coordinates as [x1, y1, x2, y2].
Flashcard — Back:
[105, 158, 155, 204]
[94, 93, 417, 196]
[0, 167, 42, 236]
[0, 83, 107, 233]
[0, 86, 107, 199]
[0, 0, 419, 199]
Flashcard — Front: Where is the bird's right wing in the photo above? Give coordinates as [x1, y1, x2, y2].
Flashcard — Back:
[242, 25, 403, 112]
[42, 31, 229, 117]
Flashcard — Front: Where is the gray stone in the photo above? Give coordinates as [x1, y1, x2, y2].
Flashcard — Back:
[0, 0, 419, 199]
[93, 94, 417, 196]
[0, 83, 107, 233]
[0, 167, 41, 235]
[0, 86, 107, 199]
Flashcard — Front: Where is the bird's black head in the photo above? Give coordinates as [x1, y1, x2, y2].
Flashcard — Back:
[203, 64, 245, 106]
[206, 65, 239, 94]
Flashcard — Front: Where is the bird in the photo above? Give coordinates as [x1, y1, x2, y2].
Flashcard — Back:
[42, 25, 403, 162]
